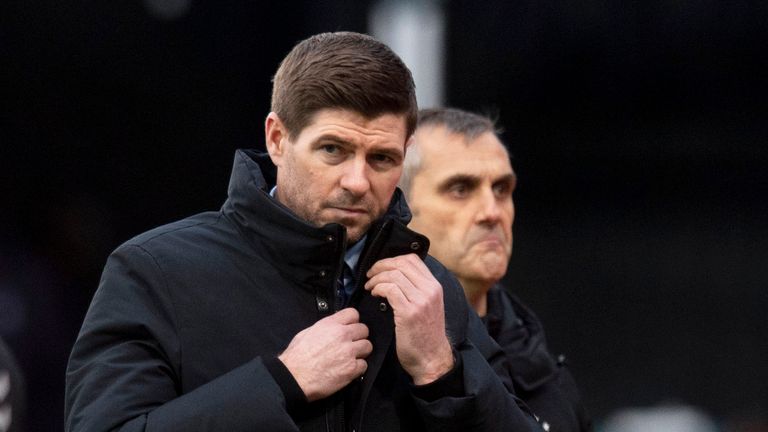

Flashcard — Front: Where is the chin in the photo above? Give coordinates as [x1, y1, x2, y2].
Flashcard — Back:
[345, 226, 367, 243]
[477, 259, 509, 280]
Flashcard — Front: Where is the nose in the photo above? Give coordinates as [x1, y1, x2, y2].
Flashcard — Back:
[476, 188, 502, 226]
[339, 158, 371, 197]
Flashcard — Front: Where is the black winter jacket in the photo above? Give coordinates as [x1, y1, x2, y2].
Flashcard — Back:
[484, 287, 592, 432]
[65, 150, 540, 432]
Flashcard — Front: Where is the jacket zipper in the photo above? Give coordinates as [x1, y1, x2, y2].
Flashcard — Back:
[325, 227, 348, 431]
[334, 221, 392, 432]
[349, 218, 392, 432]
[350, 219, 391, 303]
[333, 229, 348, 312]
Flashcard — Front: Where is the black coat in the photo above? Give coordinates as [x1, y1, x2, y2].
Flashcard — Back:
[484, 287, 592, 432]
[65, 150, 540, 432]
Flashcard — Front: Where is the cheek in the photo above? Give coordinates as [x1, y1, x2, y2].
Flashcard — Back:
[428, 211, 463, 246]
[308, 167, 336, 192]
[411, 205, 452, 239]
[427, 204, 457, 224]
[372, 172, 401, 200]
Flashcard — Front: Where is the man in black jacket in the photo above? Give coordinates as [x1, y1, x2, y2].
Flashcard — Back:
[65, 32, 541, 431]
[400, 108, 592, 432]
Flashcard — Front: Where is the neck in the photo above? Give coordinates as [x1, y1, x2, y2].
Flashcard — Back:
[458, 277, 494, 318]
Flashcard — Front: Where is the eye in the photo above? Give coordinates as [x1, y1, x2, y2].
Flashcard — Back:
[447, 182, 470, 199]
[368, 152, 399, 170]
[320, 144, 340, 154]
[492, 181, 514, 198]
[370, 153, 391, 163]
[371, 153, 393, 164]
[318, 143, 348, 163]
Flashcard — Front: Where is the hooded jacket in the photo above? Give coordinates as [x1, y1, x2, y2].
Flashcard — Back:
[65, 149, 539, 432]
[484, 287, 592, 432]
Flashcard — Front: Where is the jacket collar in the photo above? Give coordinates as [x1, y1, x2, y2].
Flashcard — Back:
[221, 149, 415, 290]
[484, 286, 558, 392]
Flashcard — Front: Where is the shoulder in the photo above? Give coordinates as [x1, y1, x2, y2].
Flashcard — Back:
[423, 255, 453, 281]
[124, 211, 225, 249]
[109, 211, 233, 261]
[101, 211, 236, 285]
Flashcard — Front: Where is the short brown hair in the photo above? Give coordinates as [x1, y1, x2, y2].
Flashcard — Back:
[271, 32, 417, 139]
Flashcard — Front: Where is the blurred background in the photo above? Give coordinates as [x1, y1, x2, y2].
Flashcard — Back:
[1, 0, 766, 430]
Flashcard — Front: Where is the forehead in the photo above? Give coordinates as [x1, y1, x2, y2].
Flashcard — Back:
[414, 126, 513, 180]
[296, 108, 408, 147]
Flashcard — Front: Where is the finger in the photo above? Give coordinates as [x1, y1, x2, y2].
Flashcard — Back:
[366, 263, 438, 304]
[364, 269, 414, 296]
[368, 255, 432, 289]
[355, 358, 368, 376]
[346, 322, 369, 341]
[352, 339, 373, 358]
[369, 282, 410, 311]
[366, 254, 417, 277]
[328, 307, 360, 324]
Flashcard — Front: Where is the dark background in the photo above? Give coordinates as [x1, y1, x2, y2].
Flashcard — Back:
[2, 1, 766, 430]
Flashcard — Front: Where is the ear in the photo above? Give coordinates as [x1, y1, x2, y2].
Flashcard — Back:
[265, 112, 289, 167]
[404, 134, 415, 153]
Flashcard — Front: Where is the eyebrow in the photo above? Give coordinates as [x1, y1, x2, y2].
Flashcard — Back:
[314, 134, 353, 147]
[437, 172, 517, 193]
[437, 174, 481, 193]
[497, 173, 518, 189]
[314, 134, 405, 161]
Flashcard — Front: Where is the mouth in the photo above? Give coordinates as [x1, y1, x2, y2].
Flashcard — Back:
[327, 207, 370, 222]
[472, 232, 508, 249]
[332, 207, 368, 214]
[477, 236, 503, 246]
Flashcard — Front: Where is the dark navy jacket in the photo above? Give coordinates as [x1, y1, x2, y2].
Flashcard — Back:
[484, 287, 592, 432]
[65, 150, 540, 432]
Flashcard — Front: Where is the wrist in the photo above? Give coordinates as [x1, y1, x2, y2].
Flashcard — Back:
[277, 353, 315, 401]
[412, 343, 455, 385]
[410, 349, 465, 401]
